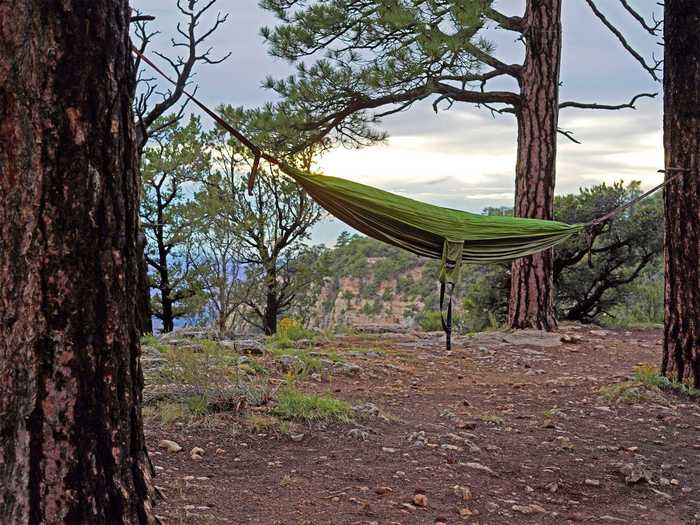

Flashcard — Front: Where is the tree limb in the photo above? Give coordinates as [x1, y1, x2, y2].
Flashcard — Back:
[583, 0, 662, 81]
[560, 92, 657, 110]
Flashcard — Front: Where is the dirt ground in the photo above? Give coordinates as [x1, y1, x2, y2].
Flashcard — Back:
[145, 326, 700, 525]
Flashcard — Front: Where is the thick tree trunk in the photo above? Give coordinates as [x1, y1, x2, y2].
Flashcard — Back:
[661, 2, 700, 387]
[0, 1, 158, 523]
[508, 0, 562, 330]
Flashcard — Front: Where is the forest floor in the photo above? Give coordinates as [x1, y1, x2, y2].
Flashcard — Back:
[143, 325, 700, 525]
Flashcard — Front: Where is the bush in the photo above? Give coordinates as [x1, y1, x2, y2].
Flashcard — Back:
[277, 318, 315, 341]
[418, 310, 443, 332]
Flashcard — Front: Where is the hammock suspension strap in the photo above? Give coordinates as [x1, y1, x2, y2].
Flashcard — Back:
[439, 281, 455, 351]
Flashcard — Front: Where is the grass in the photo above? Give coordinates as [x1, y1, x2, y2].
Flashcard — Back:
[272, 383, 353, 423]
[479, 414, 505, 426]
[267, 347, 323, 374]
[599, 364, 700, 404]
[143, 403, 188, 425]
[140, 334, 171, 354]
[246, 414, 282, 433]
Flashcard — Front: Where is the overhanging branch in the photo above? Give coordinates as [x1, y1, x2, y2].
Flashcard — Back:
[560, 92, 657, 110]
[583, 0, 662, 81]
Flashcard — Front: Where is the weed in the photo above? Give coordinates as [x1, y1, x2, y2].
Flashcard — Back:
[272, 383, 352, 423]
[277, 318, 315, 342]
[145, 403, 188, 425]
[246, 414, 281, 433]
[480, 414, 505, 426]
[599, 364, 700, 404]
[268, 347, 323, 374]
[140, 334, 171, 354]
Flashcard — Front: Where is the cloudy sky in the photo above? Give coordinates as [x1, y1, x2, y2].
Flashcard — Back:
[133, 0, 664, 244]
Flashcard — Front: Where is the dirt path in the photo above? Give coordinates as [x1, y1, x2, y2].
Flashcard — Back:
[145, 327, 700, 524]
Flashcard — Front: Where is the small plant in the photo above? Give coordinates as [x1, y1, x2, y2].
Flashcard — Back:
[543, 406, 561, 419]
[140, 334, 171, 354]
[418, 311, 444, 332]
[246, 414, 281, 433]
[268, 347, 323, 375]
[145, 403, 187, 425]
[273, 382, 352, 423]
[599, 364, 700, 403]
[186, 395, 210, 416]
[278, 318, 315, 341]
[480, 414, 505, 426]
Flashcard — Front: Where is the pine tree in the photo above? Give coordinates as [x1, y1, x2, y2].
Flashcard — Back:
[661, 1, 700, 387]
[260, 0, 660, 330]
[0, 1, 157, 521]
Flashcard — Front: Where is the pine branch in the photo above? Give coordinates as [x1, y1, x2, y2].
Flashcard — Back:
[484, 7, 524, 32]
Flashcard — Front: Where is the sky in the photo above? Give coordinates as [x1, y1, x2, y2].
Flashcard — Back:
[132, 0, 665, 245]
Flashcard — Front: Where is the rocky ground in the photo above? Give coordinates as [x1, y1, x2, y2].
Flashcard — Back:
[143, 326, 700, 525]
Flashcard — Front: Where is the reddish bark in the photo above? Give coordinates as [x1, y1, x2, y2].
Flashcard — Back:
[0, 1, 158, 522]
[508, 0, 562, 330]
[661, 1, 700, 387]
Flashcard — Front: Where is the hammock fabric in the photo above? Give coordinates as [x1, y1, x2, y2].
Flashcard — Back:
[280, 164, 583, 349]
[134, 49, 682, 350]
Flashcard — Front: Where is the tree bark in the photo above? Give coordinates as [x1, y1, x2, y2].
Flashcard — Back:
[264, 268, 279, 335]
[661, 1, 700, 387]
[0, 1, 158, 522]
[508, 0, 562, 330]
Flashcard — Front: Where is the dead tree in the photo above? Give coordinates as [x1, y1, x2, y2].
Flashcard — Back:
[0, 1, 157, 522]
[131, 0, 230, 333]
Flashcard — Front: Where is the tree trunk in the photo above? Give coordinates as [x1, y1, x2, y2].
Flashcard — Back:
[0, 1, 158, 523]
[264, 268, 279, 335]
[137, 248, 154, 335]
[661, 1, 700, 387]
[508, 0, 562, 330]
[135, 122, 153, 335]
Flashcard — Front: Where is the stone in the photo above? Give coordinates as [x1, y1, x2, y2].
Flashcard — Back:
[278, 355, 305, 371]
[158, 439, 182, 453]
[290, 433, 305, 442]
[463, 462, 495, 476]
[512, 503, 546, 514]
[502, 330, 562, 348]
[412, 493, 428, 507]
[585, 479, 600, 487]
[619, 462, 653, 484]
[190, 446, 205, 457]
[347, 428, 370, 441]
[453, 485, 472, 501]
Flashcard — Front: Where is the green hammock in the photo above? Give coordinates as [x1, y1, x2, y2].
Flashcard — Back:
[282, 163, 583, 264]
[279, 164, 582, 349]
[135, 49, 676, 349]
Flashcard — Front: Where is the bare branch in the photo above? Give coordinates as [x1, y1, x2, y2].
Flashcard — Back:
[131, 15, 156, 23]
[133, 0, 231, 148]
[618, 0, 662, 35]
[583, 0, 662, 81]
[558, 128, 582, 144]
[560, 92, 657, 110]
